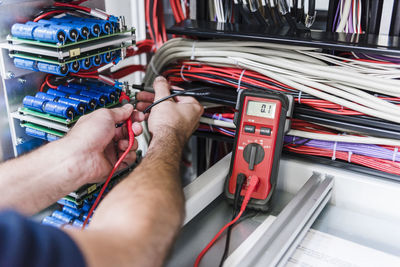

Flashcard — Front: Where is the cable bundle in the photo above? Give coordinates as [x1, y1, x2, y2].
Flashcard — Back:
[189, 0, 316, 28]
[144, 38, 400, 125]
[333, 0, 362, 33]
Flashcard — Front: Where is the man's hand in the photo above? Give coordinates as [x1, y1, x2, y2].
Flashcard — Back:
[136, 76, 203, 145]
[66, 104, 144, 184]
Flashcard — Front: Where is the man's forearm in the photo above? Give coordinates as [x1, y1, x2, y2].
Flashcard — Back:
[71, 130, 185, 267]
[0, 138, 89, 215]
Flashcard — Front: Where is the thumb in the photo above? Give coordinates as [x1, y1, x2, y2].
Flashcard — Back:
[153, 76, 171, 101]
[110, 104, 133, 123]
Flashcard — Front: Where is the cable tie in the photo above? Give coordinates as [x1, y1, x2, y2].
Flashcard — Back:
[298, 91, 302, 104]
[191, 41, 197, 60]
[150, 60, 159, 76]
[292, 136, 296, 144]
[347, 151, 352, 163]
[180, 65, 190, 82]
[332, 141, 337, 160]
[392, 147, 398, 162]
[237, 69, 246, 91]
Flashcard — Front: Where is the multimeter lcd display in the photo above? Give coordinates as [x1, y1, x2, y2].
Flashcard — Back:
[246, 101, 276, 118]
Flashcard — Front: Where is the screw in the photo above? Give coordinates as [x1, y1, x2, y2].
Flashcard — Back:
[16, 137, 24, 145]
[6, 72, 15, 79]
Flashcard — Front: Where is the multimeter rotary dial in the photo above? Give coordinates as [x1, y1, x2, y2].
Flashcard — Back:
[243, 143, 265, 170]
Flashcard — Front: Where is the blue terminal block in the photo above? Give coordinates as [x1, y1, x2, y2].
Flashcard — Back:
[14, 58, 37, 72]
[37, 62, 69, 76]
[102, 52, 113, 64]
[25, 127, 47, 140]
[69, 61, 81, 73]
[11, 23, 38, 39]
[91, 54, 102, 67]
[57, 198, 79, 209]
[57, 97, 86, 115]
[80, 58, 92, 70]
[23, 96, 47, 112]
[68, 94, 97, 110]
[46, 89, 68, 98]
[72, 220, 85, 229]
[31, 21, 79, 42]
[80, 90, 107, 106]
[42, 19, 90, 39]
[35, 92, 58, 101]
[50, 17, 102, 37]
[42, 216, 65, 228]
[88, 85, 118, 103]
[52, 210, 75, 224]
[62, 206, 82, 218]
[64, 16, 113, 35]
[68, 83, 88, 90]
[43, 101, 75, 119]
[25, 22, 68, 43]
[46, 134, 59, 142]
[57, 85, 80, 95]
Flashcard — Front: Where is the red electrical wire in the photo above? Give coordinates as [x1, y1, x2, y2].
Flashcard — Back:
[83, 93, 135, 228]
[285, 145, 400, 175]
[153, 0, 162, 47]
[33, 10, 67, 22]
[194, 175, 259, 267]
[158, 0, 168, 43]
[109, 64, 146, 79]
[175, 0, 185, 21]
[53, 2, 91, 12]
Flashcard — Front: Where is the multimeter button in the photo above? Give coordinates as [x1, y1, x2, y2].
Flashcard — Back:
[244, 125, 256, 133]
[260, 127, 272, 136]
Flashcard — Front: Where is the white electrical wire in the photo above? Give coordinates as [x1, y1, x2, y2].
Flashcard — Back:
[144, 38, 400, 124]
[336, 0, 352, 32]
[199, 117, 236, 128]
[287, 130, 400, 146]
[199, 118, 400, 146]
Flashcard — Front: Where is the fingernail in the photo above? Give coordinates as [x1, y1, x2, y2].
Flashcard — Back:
[123, 104, 133, 110]
[154, 76, 166, 83]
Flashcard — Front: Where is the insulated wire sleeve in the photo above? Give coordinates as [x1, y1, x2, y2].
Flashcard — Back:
[142, 38, 400, 124]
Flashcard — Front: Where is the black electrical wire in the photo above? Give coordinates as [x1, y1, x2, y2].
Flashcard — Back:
[368, 0, 383, 34]
[142, 87, 211, 114]
[308, 0, 315, 16]
[219, 174, 246, 267]
[390, 0, 400, 36]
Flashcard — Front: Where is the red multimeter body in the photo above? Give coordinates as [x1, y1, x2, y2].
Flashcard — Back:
[224, 89, 291, 211]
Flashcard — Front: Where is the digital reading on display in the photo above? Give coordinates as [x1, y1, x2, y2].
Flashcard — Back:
[246, 101, 276, 118]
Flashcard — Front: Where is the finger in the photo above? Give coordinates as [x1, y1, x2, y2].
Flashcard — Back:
[136, 91, 155, 102]
[136, 102, 152, 111]
[132, 110, 145, 123]
[110, 104, 133, 123]
[118, 138, 138, 151]
[153, 76, 171, 101]
[121, 151, 136, 165]
[132, 122, 143, 136]
[171, 85, 183, 90]
[174, 95, 200, 104]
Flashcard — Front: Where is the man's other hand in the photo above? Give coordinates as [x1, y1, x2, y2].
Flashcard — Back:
[136, 76, 203, 144]
[66, 105, 144, 184]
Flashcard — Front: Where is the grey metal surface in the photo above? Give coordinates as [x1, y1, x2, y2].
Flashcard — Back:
[0, 0, 105, 160]
[235, 173, 333, 267]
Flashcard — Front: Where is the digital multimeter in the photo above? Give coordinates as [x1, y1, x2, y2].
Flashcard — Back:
[224, 89, 293, 211]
